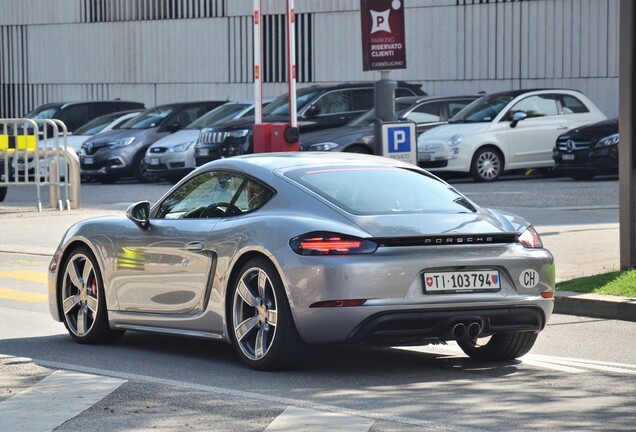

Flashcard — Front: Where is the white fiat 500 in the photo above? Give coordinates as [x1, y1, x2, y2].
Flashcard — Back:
[417, 89, 606, 182]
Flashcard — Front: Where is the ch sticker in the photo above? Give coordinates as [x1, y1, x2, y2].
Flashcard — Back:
[519, 269, 539, 288]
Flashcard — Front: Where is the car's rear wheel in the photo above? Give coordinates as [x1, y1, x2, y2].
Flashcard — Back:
[230, 258, 305, 370]
[470, 147, 503, 182]
[59, 246, 124, 344]
[457, 331, 538, 361]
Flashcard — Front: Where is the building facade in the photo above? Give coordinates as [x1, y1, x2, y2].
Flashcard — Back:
[0, 0, 620, 118]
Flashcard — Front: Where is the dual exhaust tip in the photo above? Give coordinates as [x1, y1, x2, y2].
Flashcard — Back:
[451, 321, 482, 340]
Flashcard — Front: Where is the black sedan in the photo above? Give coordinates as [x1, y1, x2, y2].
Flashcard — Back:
[553, 119, 618, 180]
[299, 95, 480, 154]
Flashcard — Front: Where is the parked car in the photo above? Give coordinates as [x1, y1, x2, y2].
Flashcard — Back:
[553, 119, 618, 180]
[145, 99, 273, 183]
[417, 89, 607, 182]
[80, 101, 225, 183]
[299, 95, 480, 154]
[20, 100, 145, 133]
[49, 152, 554, 371]
[12, 109, 143, 178]
[194, 81, 425, 166]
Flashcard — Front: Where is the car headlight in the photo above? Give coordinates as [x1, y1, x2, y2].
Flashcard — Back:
[108, 137, 136, 148]
[594, 133, 619, 148]
[228, 129, 249, 138]
[308, 142, 339, 151]
[448, 134, 463, 147]
[518, 226, 543, 249]
[168, 142, 195, 152]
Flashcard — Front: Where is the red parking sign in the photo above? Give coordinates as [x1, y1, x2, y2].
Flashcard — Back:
[360, 0, 407, 71]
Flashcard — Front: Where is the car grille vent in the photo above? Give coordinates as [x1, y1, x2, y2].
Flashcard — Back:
[199, 131, 228, 144]
[375, 233, 519, 247]
[149, 147, 168, 153]
[556, 139, 593, 151]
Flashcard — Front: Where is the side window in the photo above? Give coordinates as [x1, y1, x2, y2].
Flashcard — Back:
[348, 89, 374, 111]
[508, 95, 559, 119]
[447, 100, 473, 119]
[56, 105, 90, 132]
[155, 172, 245, 219]
[406, 102, 441, 123]
[312, 91, 350, 115]
[233, 179, 275, 213]
[559, 95, 590, 114]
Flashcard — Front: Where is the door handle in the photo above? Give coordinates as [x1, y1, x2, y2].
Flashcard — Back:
[556, 125, 569, 130]
[184, 241, 205, 251]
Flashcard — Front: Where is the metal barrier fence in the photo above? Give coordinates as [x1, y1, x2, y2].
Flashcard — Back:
[0, 118, 81, 211]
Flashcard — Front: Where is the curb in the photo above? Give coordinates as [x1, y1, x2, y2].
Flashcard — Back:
[555, 291, 636, 323]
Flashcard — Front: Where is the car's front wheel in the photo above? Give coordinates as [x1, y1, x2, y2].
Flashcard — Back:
[230, 258, 305, 370]
[457, 331, 538, 361]
[59, 246, 124, 344]
[470, 147, 503, 182]
[134, 156, 159, 183]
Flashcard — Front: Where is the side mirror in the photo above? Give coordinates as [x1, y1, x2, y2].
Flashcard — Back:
[304, 105, 321, 117]
[126, 201, 151, 229]
[510, 111, 527, 128]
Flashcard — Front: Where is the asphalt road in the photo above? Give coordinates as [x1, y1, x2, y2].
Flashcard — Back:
[1, 173, 633, 431]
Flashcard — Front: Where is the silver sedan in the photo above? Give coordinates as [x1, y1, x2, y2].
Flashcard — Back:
[49, 152, 555, 370]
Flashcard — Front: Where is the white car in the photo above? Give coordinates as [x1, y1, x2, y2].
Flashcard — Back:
[145, 99, 273, 183]
[417, 89, 607, 182]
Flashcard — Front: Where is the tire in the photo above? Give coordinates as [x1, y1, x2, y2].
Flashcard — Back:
[0, 186, 7, 202]
[457, 331, 538, 361]
[58, 246, 124, 344]
[134, 156, 159, 183]
[470, 147, 503, 182]
[344, 144, 372, 154]
[230, 258, 305, 370]
[98, 176, 117, 184]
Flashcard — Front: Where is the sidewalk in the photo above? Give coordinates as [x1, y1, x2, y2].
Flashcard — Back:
[0, 204, 634, 323]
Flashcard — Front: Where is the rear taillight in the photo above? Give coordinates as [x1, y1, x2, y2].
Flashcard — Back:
[290, 232, 378, 255]
[519, 226, 543, 248]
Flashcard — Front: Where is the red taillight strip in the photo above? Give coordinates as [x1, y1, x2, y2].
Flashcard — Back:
[299, 239, 363, 252]
[310, 299, 367, 308]
[304, 167, 399, 175]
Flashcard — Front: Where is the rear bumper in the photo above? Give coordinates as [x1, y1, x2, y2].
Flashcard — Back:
[348, 305, 547, 344]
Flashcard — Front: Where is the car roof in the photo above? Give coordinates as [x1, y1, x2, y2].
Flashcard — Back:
[297, 81, 425, 96]
[152, 100, 227, 109]
[486, 88, 582, 98]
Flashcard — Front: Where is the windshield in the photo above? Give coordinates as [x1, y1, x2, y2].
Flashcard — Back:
[262, 90, 321, 117]
[189, 103, 250, 128]
[73, 112, 123, 135]
[120, 106, 177, 129]
[450, 95, 514, 123]
[24, 106, 60, 120]
[285, 166, 476, 215]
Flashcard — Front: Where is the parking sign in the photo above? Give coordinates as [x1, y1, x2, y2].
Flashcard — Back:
[381, 122, 417, 165]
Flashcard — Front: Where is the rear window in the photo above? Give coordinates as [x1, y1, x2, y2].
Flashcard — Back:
[284, 166, 476, 215]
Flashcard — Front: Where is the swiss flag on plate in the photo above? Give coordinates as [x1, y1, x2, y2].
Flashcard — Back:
[426, 277, 434, 287]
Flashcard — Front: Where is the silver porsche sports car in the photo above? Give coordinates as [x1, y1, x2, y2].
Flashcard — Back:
[49, 152, 555, 370]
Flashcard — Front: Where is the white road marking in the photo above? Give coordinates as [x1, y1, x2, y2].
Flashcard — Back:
[0, 370, 125, 432]
[264, 406, 374, 432]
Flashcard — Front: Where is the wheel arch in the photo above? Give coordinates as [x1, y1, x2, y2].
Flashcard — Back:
[343, 143, 374, 154]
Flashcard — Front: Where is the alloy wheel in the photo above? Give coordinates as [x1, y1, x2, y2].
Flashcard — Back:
[61, 253, 99, 337]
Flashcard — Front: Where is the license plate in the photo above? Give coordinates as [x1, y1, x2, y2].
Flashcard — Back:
[423, 270, 500, 293]
[149, 157, 160, 165]
[83, 157, 94, 165]
[420, 152, 432, 161]
[562, 154, 575, 160]
[198, 148, 209, 156]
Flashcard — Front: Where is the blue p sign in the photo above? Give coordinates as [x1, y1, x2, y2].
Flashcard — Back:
[387, 126, 411, 153]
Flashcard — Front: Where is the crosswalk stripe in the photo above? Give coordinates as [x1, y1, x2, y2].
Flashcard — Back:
[264, 406, 375, 431]
[0, 286, 47, 303]
[0, 370, 126, 432]
[0, 270, 48, 284]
